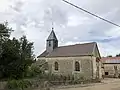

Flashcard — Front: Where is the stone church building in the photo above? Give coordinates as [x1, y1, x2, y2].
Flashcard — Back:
[37, 30, 102, 80]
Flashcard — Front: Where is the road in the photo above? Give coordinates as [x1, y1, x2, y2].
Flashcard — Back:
[56, 78, 120, 90]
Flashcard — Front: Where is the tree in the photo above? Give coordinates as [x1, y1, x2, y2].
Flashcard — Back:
[0, 36, 35, 79]
[0, 22, 13, 57]
[0, 22, 12, 41]
[0, 38, 21, 78]
[19, 36, 35, 77]
[0, 22, 13, 78]
[0, 22, 35, 79]
[107, 55, 112, 57]
[116, 54, 120, 57]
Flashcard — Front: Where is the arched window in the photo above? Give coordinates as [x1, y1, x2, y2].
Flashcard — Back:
[114, 66, 117, 70]
[75, 61, 80, 71]
[96, 57, 100, 62]
[54, 62, 59, 71]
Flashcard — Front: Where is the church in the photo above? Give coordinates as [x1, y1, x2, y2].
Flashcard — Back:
[37, 29, 102, 80]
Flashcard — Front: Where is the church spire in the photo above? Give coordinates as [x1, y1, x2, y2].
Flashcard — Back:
[47, 22, 57, 41]
[46, 27, 58, 53]
[47, 30, 57, 41]
[52, 21, 54, 31]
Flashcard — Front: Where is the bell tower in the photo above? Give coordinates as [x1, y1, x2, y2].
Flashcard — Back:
[46, 28, 58, 53]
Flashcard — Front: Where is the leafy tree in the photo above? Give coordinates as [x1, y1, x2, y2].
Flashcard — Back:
[0, 22, 13, 78]
[0, 37, 35, 79]
[19, 36, 35, 77]
[116, 54, 120, 57]
[0, 22, 35, 79]
[0, 22, 13, 57]
[107, 55, 112, 57]
[1, 38, 21, 78]
[0, 22, 12, 41]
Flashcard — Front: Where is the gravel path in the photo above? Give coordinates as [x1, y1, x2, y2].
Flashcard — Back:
[55, 78, 120, 90]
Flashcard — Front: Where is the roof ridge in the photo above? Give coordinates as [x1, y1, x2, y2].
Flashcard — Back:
[102, 57, 120, 59]
[57, 42, 96, 48]
[38, 42, 98, 58]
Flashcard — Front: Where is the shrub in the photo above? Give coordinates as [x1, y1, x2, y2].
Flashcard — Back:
[26, 65, 44, 78]
[5, 79, 32, 90]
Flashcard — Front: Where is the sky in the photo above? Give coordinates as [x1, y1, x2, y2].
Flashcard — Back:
[0, 0, 120, 57]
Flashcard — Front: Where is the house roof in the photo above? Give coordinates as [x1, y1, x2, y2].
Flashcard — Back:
[101, 57, 120, 64]
[38, 50, 49, 57]
[38, 42, 97, 58]
[101, 57, 120, 61]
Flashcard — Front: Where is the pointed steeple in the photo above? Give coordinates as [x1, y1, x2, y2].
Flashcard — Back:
[47, 30, 58, 41]
[46, 29, 58, 53]
[47, 22, 57, 41]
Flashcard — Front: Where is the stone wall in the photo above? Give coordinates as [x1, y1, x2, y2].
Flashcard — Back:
[92, 56, 102, 79]
[46, 56, 93, 79]
[104, 64, 120, 77]
[38, 56, 102, 80]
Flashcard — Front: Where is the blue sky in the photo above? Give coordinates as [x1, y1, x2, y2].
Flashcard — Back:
[0, 0, 120, 57]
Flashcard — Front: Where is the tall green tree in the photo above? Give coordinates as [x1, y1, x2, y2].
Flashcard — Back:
[0, 22, 13, 57]
[0, 22, 12, 41]
[19, 36, 35, 77]
[0, 36, 35, 79]
[1, 38, 21, 78]
[0, 22, 35, 79]
[0, 22, 13, 78]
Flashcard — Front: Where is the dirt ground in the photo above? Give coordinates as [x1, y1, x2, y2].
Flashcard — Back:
[55, 78, 120, 90]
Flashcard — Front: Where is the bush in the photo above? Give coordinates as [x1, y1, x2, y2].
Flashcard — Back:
[5, 79, 32, 90]
[25, 65, 44, 78]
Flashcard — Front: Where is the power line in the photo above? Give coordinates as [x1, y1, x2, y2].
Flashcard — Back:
[62, 0, 120, 28]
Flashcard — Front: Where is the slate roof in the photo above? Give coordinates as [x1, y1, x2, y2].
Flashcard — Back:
[38, 50, 49, 57]
[101, 57, 120, 64]
[37, 42, 97, 58]
[47, 30, 58, 41]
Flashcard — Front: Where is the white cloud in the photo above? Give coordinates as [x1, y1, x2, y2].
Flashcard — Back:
[0, 0, 10, 11]
[67, 15, 90, 26]
[0, 0, 120, 57]
[105, 27, 120, 38]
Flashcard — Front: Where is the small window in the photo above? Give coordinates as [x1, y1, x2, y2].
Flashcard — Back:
[75, 61, 80, 71]
[54, 62, 59, 71]
[114, 66, 117, 70]
[49, 41, 51, 47]
[55, 40, 58, 47]
[105, 72, 108, 75]
[96, 57, 100, 62]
